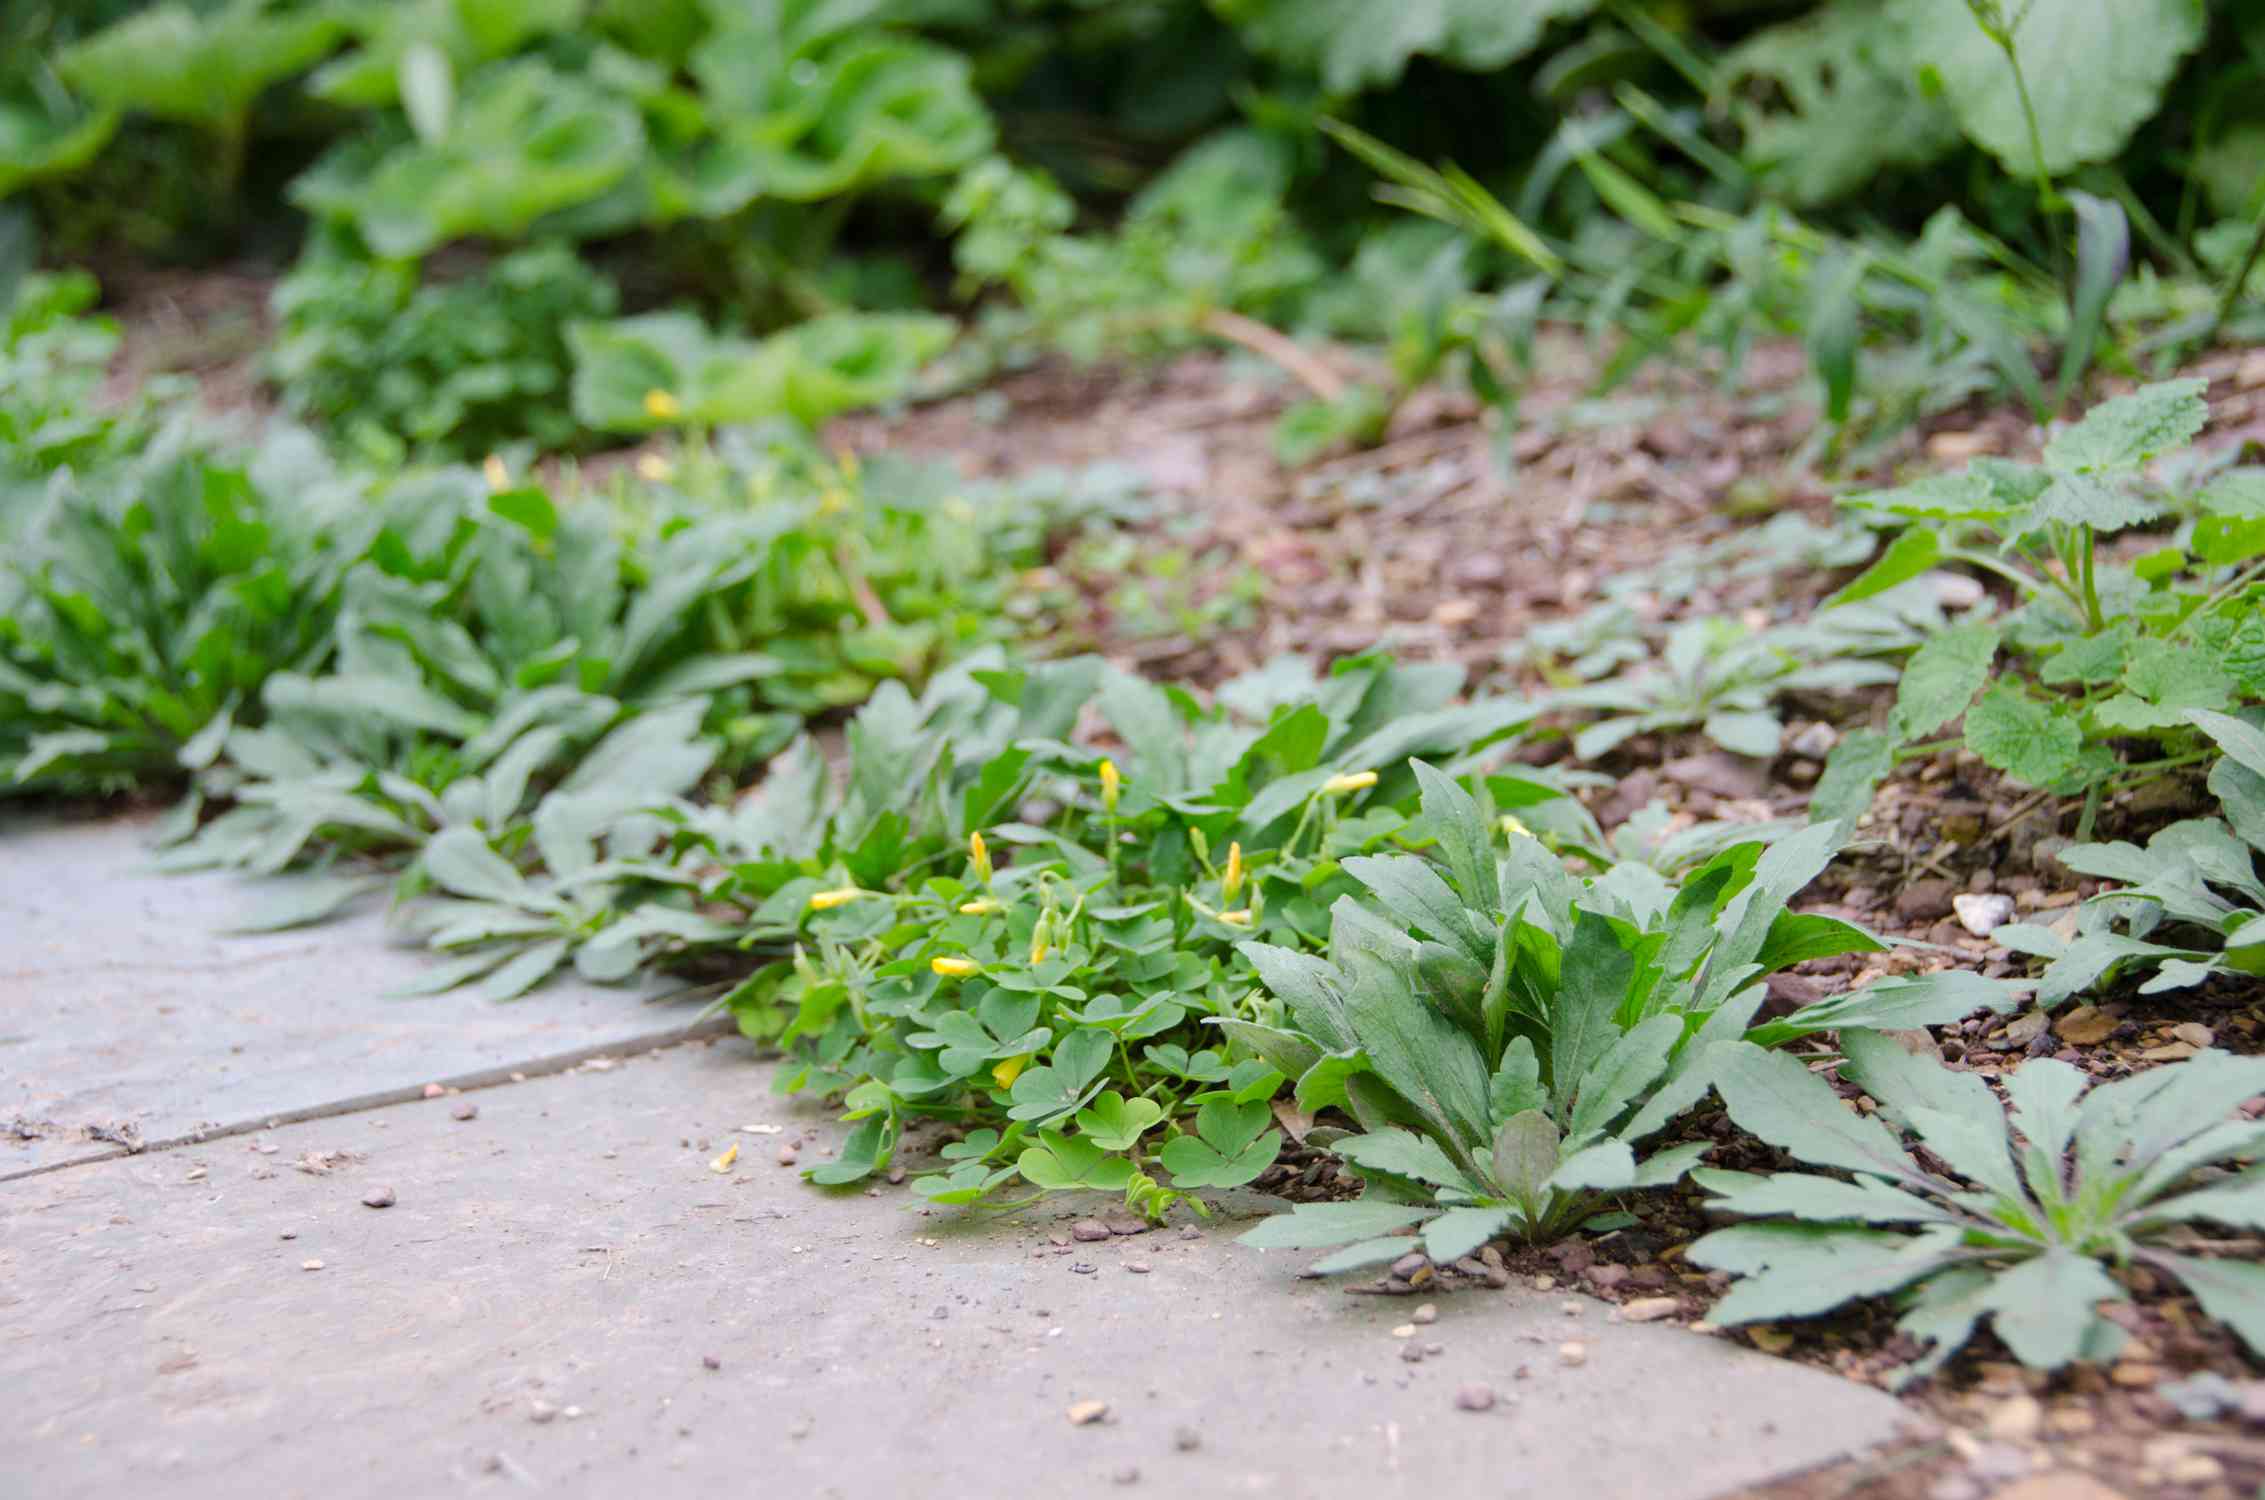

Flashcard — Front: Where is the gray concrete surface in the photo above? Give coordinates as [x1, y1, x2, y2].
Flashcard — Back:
[2, 814, 713, 1175]
[4, 1042, 1911, 1500]
[3, 815, 1914, 1498]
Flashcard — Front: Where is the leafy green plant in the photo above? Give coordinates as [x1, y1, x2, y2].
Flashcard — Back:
[270, 237, 619, 462]
[1817, 379, 2265, 822]
[57, 0, 347, 198]
[567, 308, 952, 433]
[1996, 709, 2265, 1000]
[1233, 768, 2020, 1268]
[2, 439, 361, 794]
[1543, 613, 1908, 762]
[1691, 1036, 2265, 1386]
[690, 650, 1539, 1207]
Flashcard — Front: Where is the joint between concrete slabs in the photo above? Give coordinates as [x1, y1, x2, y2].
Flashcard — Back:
[0, 1015, 736, 1185]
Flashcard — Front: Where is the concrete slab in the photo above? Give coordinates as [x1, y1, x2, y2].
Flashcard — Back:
[3, 1040, 1910, 1500]
[2, 814, 716, 1176]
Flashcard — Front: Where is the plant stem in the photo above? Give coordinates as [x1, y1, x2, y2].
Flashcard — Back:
[2202, 212, 2265, 349]
[1940, 547, 2045, 598]
[1196, 309, 1346, 403]
[2076, 524, 2105, 634]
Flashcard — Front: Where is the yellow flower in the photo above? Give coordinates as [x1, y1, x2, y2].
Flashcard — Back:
[635, 452, 675, 483]
[992, 1054, 1030, 1088]
[958, 898, 1002, 916]
[1099, 758, 1121, 812]
[482, 454, 509, 491]
[1029, 933, 1050, 966]
[643, 388, 682, 421]
[1216, 908, 1253, 927]
[1221, 841, 1244, 901]
[816, 486, 850, 516]
[709, 1143, 739, 1173]
[931, 955, 981, 978]
[969, 830, 992, 884]
[1500, 813, 1532, 838]
[1322, 769, 1378, 795]
[807, 887, 865, 911]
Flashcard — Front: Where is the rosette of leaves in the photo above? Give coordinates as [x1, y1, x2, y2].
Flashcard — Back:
[1545, 612, 1906, 762]
[1231, 766, 2021, 1270]
[1819, 379, 2265, 814]
[160, 475, 784, 883]
[1996, 710, 2265, 999]
[1690, 1037, 2265, 1385]
[1, 438, 365, 795]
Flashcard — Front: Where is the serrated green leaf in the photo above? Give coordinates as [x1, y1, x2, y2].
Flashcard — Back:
[1891, 621, 2000, 740]
[1964, 682, 2084, 788]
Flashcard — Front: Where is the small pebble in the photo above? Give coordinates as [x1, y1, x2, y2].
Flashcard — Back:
[1111, 1466, 1140, 1486]
[1399, 1344, 1425, 1364]
[421, 1083, 446, 1099]
[1173, 1427, 1201, 1452]
[1951, 891, 2015, 938]
[1390, 1252, 1429, 1280]
[1620, 1296, 1679, 1323]
[1071, 1219, 1113, 1243]
[451, 1102, 478, 1121]
[775, 1145, 799, 1167]
[1558, 1341, 1587, 1366]
[1455, 1384, 1497, 1413]
[1391, 1323, 1417, 1339]
[1411, 1303, 1438, 1325]
[360, 1186, 396, 1209]
[702, 1355, 721, 1371]
[1067, 1400, 1109, 1426]
[1125, 1262, 1152, 1275]
[529, 1401, 557, 1424]
[300, 1259, 324, 1271]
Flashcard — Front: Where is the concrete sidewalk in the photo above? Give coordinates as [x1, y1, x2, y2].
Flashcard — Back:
[1, 817, 1912, 1499]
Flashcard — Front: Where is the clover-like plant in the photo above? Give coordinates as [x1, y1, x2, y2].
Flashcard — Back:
[1690, 1036, 2265, 1385]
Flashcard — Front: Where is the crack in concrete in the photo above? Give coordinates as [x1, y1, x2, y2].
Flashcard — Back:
[0, 1014, 737, 1184]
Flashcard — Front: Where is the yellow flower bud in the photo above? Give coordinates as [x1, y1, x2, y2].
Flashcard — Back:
[969, 830, 991, 884]
[635, 452, 674, 483]
[482, 454, 509, 491]
[807, 887, 865, 911]
[931, 955, 981, 978]
[1098, 758, 1121, 812]
[1222, 841, 1244, 901]
[643, 388, 681, 421]
[958, 898, 1002, 916]
[1029, 933, 1050, 966]
[1321, 770, 1379, 795]
[1217, 908, 1253, 927]
[992, 1054, 1030, 1088]
[1500, 813, 1532, 838]
[816, 487, 850, 516]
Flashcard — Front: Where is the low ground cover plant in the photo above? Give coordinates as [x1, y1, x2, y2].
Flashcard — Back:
[1692, 1036, 2265, 1385]
[1235, 767, 2021, 1268]
[1816, 379, 2265, 826]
